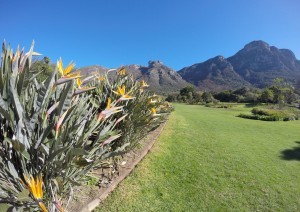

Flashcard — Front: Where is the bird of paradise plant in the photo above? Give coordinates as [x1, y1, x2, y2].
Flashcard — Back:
[98, 76, 105, 81]
[149, 98, 157, 104]
[151, 107, 157, 115]
[73, 76, 96, 95]
[117, 67, 127, 75]
[141, 80, 149, 88]
[97, 98, 123, 121]
[22, 175, 48, 212]
[0, 41, 169, 212]
[56, 58, 80, 84]
[57, 58, 76, 77]
[113, 85, 135, 101]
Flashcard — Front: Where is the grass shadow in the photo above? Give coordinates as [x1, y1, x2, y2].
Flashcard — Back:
[280, 141, 300, 161]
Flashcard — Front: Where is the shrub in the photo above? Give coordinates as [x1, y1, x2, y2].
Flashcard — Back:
[88, 70, 166, 151]
[239, 107, 299, 121]
[0, 42, 168, 211]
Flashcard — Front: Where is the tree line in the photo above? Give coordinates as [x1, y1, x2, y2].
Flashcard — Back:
[166, 78, 300, 109]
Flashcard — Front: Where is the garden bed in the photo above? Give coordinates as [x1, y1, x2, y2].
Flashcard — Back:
[66, 118, 169, 212]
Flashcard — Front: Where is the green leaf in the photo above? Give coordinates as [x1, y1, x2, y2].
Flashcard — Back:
[16, 120, 30, 150]
[0, 204, 11, 211]
[35, 122, 55, 149]
[56, 81, 73, 116]
[0, 42, 6, 93]
[11, 139, 25, 152]
[36, 68, 57, 110]
[89, 97, 100, 108]
[69, 148, 88, 157]
[99, 121, 115, 136]
[2, 53, 11, 100]
[73, 157, 93, 167]
[100, 143, 130, 160]
[48, 146, 68, 162]
[9, 77, 24, 121]
[8, 161, 19, 179]
[52, 177, 64, 193]
[0, 93, 8, 110]
[40, 143, 50, 155]
[17, 58, 30, 96]
[21, 150, 30, 160]
[17, 189, 31, 201]
[0, 106, 11, 121]
[67, 177, 81, 186]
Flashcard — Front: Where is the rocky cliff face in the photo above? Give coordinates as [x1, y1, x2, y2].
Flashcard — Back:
[179, 40, 300, 90]
[227, 41, 300, 87]
[124, 61, 190, 94]
[179, 56, 250, 91]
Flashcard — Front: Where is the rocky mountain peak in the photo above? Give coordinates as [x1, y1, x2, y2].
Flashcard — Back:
[212, 55, 225, 61]
[244, 40, 270, 51]
[148, 60, 164, 68]
[279, 49, 297, 60]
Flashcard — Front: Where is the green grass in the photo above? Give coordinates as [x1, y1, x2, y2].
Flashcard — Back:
[95, 103, 300, 211]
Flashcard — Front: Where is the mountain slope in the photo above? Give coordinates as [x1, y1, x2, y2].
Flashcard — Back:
[227, 40, 300, 87]
[179, 40, 300, 90]
[78, 41, 300, 92]
[179, 56, 250, 91]
[125, 61, 190, 94]
[78, 61, 190, 94]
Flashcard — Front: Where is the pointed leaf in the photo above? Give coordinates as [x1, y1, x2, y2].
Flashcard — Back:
[17, 189, 31, 201]
[17, 58, 30, 95]
[11, 139, 25, 152]
[8, 161, 19, 179]
[56, 81, 73, 116]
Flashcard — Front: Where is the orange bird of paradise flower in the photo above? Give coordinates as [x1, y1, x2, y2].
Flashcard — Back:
[22, 175, 48, 212]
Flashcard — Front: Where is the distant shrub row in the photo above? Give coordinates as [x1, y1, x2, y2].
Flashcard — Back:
[205, 103, 234, 109]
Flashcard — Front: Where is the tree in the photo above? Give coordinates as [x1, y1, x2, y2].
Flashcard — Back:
[31, 56, 53, 82]
[202, 92, 214, 103]
[214, 90, 237, 102]
[260, 88, 274, 103]
[180, 86, 195, 97]
[193, 92, 203, 103]
[166, 94, 177, 102]
[233, 87, 249, 96]
[271, 78, 294, 109]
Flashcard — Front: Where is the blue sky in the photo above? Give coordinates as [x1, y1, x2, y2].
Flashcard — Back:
[1, 0, 299, 70]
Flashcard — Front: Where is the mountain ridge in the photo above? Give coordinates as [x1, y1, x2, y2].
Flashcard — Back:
[179, 40, 300, 91]
[77, 40, 300, 93]
[78, 60, 191, 94]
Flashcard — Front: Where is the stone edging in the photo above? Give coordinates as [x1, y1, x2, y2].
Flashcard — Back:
[79, 119, 169, 212]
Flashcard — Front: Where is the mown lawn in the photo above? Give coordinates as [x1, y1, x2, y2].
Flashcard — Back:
[95, 103, 300, 211]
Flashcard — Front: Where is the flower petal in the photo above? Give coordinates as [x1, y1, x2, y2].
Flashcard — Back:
[64, 63, 75, 75]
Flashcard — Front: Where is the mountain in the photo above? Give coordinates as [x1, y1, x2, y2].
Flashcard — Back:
[178, 56, 250, 91]
[179, 40, 300, 90]
[227, 41, 300, 87]
[77, 65, 108, 76]
[125, 61, 190, 93]
[78, 41, 300, 93]
[78, 61, 190, 94]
